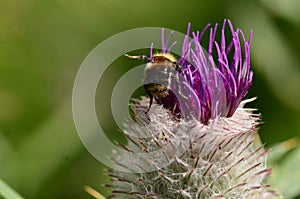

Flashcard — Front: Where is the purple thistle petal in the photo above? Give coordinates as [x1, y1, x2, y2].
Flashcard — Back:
[165, 30, 174, 52]
[198, 23, 211, 42]
[167, 41, 177, 53]
[152, 19, 253, 124]
[150, 42, 153, 59]
[161, 28, 165, 53]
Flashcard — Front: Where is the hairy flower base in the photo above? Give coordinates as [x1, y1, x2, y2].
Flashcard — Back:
[107, 99, 279, 199]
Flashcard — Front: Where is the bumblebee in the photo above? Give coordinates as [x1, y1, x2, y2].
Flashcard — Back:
[125, 53, 183, 112]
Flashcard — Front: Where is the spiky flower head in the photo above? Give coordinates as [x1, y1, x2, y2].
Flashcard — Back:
[107, 19, 279, 199]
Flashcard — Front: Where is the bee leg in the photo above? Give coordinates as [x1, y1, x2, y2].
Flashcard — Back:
[173, 73, 188, 100]
[124, 54, 151, 61]
[177, 82, 189, 100]
[146, 95, 153, 113]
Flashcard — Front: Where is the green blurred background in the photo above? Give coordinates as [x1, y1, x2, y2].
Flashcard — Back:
[1, 0, 300, 198]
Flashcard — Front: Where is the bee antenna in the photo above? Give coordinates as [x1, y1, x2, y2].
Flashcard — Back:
[124, 54, 151, 61]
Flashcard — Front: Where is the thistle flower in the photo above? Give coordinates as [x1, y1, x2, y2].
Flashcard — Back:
[107, 19, 279, 199]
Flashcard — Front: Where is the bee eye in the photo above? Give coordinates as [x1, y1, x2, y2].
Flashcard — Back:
[175, 63, 182, 73]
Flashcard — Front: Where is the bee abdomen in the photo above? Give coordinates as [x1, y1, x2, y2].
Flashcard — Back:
[144, 83, 169, 98]
[143, 65, 174, 98]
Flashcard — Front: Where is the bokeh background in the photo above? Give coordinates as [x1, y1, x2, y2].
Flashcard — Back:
[1, 0, 300, 198]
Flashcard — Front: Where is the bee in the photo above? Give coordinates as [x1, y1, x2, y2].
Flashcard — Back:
[125, 52, 184, 112]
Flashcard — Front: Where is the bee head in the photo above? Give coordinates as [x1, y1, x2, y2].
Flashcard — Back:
[152, 53, 182, 72]
[152, 53, 177, 63]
